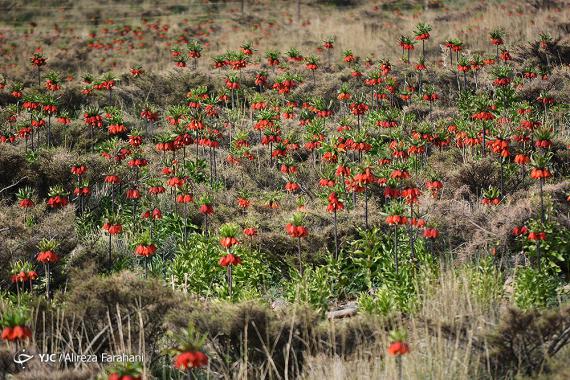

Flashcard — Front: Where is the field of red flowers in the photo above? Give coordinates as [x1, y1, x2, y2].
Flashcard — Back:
[1, 0, 569, 379]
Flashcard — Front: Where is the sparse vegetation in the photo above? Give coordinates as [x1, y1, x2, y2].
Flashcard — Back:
[1, 0, 569, 379]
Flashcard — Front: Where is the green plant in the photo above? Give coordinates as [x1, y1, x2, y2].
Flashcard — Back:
[0, 307, 30, 329]
[285, 265, 333, 314]
[519, 220, 570, 274]
[346, 228, 392, 292]
[358, 287, 396, 315]
[514, 267, 560, 309]
[463, 256, 504, 309]
[103, 362, 144, 380]
[168, 234, 224, 297]
[168, 234, 272, 299]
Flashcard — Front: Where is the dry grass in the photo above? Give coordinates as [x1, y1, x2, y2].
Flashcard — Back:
[1, 266, 568, 379]
[303, 271, 570, 380]
[1, 1, 569, 379]
[303, 267, 499, 379]
[1, 0, 569, 76]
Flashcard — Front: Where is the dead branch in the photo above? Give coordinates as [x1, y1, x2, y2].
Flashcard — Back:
[0, 177, 28, 194]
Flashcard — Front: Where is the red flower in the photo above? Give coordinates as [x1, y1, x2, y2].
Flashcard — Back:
[135, 244, 157, 257]
[281, 164, 298, 174]
[104, 175, 121, 184]
[128, 158, 148, 168]
[384, 187, 401, 199]
[354, 168, 375, 185]
[285, 224, 308, 238]
[385, 215, 408, 225]
[11, 271, 27, 283]
[220, 237, 239, 249]
[530, 168, 552, 180]
[1, 327, 12, 341]
[219, 253, 242, 267]
[387, 341, 410, 356]
[512, 226, 528, 236]
[126, 188, 141, 200]
[243, 227, 257, 237]
[493, 77, 511, 87]
[471, 111, 495, 121]
[141, 208, 162, 219]
[327, 192, 344, 212]
[423, 228, 439, 239]
[104, 223, 123, 235]
[176, 194, 194, 204]
[390, 169, 410, 180]
[199, 204, 214, 215]
[167, 177, 185, 188]
[457, 64, 470, 72]
[1, 326, 32, 341]
[148, 185, 166, 195]
[482, 197, 501, 206]
[491, 38, 503, 46]
[237, 198, 250, 209]
[500, 50, 512, 61]
[534, 139, 552, 149]
[12, 325, 32, 340]
[130, 66, 144, 77]
[285, 182, 301, 192]
[335, 165, 351, 177]
[128, 135, 143, 147]
[71, 165, 87, 176]
[108, 124, 127, 135]
[47, 195, 69, 208]
[401, 187, 421, 204]
[349, 102, 369, 116]
[152, 208, 162, 219]
[19, 198, 34, 208]
[174, 351, 208, 369]
[36, 250, 59, 264]
[528, 231, 546, 241]
[514, 154, 530, 165]
[415, 33, 430, 41]
[426, 180, 443, 197]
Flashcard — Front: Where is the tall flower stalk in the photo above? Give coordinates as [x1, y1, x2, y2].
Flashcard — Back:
[219, 223, 241, 297]
[36, 238, 59, 299]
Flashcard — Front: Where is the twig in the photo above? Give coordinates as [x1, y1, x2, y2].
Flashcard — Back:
[548, 326, 570, 356]
[327, 307, 357, 319]
[0, 176, 28, 194]
[466, 218, 498, 237]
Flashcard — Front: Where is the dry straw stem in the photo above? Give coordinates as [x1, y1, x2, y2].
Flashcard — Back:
[302, 264, 502, 380]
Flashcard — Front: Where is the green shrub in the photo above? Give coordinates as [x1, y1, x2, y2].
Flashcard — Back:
[285, 265, 334, 313]
[283, 227, 433, 314]
[520, 220, 570, 274]
[168, 233, 274, 300]
[514, 267, 560, 309]
[358, 287, 396, 315]
[463, 256, 504, 309]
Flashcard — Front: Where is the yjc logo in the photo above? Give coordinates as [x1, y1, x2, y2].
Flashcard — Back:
[13, 349, 34, 369]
